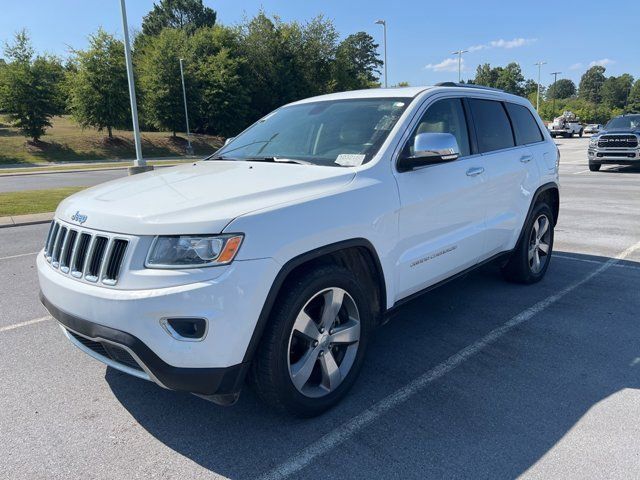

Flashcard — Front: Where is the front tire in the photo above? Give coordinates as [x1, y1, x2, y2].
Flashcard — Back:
[589, 162, 601, 172]
[579, 129, 583, 138]
[251, 264, 372, 417]
[502, 202, 554, 284]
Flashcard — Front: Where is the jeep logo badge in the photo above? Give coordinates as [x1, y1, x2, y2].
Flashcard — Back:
[71, 211, 88, 224]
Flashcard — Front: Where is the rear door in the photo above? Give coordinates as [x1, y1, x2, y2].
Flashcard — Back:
[393, 97, 488, 301]
[467, 98, 542, 257]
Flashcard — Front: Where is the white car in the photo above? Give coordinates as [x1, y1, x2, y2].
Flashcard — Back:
[584, 124, 602, 134]
[38, 84, 560, 416]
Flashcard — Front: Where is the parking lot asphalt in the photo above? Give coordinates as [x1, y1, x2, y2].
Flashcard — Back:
[1, 136, 640, 479]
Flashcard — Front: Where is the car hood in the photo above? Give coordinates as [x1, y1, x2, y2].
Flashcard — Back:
[56, 161, 355, 235]
[597, 128, 640, 136]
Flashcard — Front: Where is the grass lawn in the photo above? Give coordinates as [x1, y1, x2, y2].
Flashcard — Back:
[0, 187, 86, 216]
[0, 115, 223, 166]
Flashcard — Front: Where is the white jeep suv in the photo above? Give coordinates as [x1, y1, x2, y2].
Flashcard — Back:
[38, 84, 559, 417]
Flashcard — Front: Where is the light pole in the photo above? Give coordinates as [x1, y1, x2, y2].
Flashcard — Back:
[179, 58, 193, 156]
[375, 19, 387, 88]
[451, 49, 468, 83]
[534, 61, 547, 112]
[550, 71, 561, 118]
[119, 0, 151, 174]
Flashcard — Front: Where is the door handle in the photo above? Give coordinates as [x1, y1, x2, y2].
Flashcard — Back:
[466, 167, 484, 177]
[520, 154, 533, 163]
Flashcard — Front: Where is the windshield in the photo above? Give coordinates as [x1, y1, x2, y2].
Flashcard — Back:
[210, 97, 412, 167]
[604, 115, 640, 130]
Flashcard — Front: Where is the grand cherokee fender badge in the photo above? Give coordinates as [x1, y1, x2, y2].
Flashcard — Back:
[71, 211, 88, 224]
[410, 245, 458, 268]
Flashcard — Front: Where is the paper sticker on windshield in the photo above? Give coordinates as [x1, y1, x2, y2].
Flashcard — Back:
[335, 154, 366, 167]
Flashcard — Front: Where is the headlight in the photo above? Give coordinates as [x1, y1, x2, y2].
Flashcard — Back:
[589, 136, 598, 146]
[146, 234, 243, 268]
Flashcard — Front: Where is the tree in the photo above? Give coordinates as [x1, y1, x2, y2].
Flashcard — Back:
[601, 74, 634, 110]
[331, 32, 382, 91]
[187, 26, 250, 136]
[579, 66, 606, 103]
[474, 63, 499, 88]
[627, 80, 640, 113]
[523, 79, 539, 97]
[67, 29, 130, 139]
[142, 0, 216, 36]
[547, 78, 576, 100]
[472, 62, 526, 96]
[137, 28, 190, 136]
[0, 31, 63, 142]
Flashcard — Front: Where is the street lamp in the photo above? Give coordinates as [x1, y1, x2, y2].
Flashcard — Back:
[534, 61, 547, 112]
[451, 49, 468, 83]
[375, 19, 387, 88]
[119, 0, 151, 174]
[179, 58, 193, 156]
[550, 71, 561, 118]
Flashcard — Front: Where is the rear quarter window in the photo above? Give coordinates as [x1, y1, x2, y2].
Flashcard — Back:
[468, 99, 515, 153]
[505, 103, 543, 145]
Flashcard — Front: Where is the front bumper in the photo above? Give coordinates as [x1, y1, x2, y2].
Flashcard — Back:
[38, 251, 280, 395]
[41, 292, 244, 396]
[588, 147, 640, 164]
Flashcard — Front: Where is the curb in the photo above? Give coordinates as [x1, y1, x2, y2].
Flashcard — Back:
[0, 160, 193, 177]
[0, 212, 54, 229]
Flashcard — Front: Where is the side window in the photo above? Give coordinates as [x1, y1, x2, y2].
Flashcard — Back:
[468, 99, 515, 153]
[505, 103, 543, 145]
[404, 98, 471, 158]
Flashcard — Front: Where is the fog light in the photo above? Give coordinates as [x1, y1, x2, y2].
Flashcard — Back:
[161, 317, 207, 341]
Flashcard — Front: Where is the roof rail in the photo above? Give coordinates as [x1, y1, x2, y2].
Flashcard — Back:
[434, 82, 504, 92]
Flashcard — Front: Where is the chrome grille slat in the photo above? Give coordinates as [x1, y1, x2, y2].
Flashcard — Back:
[59, 229, 77, 273]
[51, 227, 67, 268]
[45, 223, 60, 260]
[72, 232, 92, 278]
[44, 220, 129, 286]
[84, 236, 106, 282]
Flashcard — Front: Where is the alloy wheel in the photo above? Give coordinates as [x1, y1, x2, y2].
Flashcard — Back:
[287, 287, 361, 398]
[528, 214, 551, 274]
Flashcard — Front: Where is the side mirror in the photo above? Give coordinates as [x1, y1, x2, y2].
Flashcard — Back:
[223, 137, 235, 146]
[397, 132, 460, 172]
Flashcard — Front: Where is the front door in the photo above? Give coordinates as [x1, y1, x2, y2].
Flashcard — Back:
[394, 97, 488, 301]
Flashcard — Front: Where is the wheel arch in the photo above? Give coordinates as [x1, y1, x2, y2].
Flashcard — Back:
[241, 238, 387, 366]
[514, 182, 560, 249]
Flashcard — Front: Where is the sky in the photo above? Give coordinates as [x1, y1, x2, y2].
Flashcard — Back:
[1, 0, 639, 89]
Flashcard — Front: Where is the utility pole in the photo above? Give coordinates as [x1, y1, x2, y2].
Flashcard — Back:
[375, 20, 387, 88]
[550, 71, 561, 118]
[451, 50, 468, 83]
[534, 61, 547, 112]
[119, 0, 152, 174]
[179, 58, 193, 156]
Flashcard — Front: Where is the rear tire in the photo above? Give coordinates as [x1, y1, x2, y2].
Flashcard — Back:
[502, 202, 554, 284]
[579, 129, 583, 138]
[251, 264, 372, 417]
[589, 162, 601, 172]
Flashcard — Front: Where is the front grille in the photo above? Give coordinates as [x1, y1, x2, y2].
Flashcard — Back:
[44, 220, 129, 286]
[598, 134, 638, 148]
[68, 330, 143, 372]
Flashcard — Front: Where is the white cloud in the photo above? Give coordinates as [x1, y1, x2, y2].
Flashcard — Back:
[569, 62, 583, 70]
[467, 38, 537, 52]
[468, 44, 486, 52]
[424, 57, 463, 72]
[489, 38, 536, 49]
[588, 58, 615, 67]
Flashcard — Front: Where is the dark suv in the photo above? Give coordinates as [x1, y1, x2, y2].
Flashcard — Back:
[588, 114, 640, 171]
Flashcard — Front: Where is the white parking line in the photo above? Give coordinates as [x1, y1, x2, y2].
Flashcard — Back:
[554, 253, 640, 271]
[0, 251, 39, 261]
[260, 239, 640, 480]
[0, 316, 51, 333]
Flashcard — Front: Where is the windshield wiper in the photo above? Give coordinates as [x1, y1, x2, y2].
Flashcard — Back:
[244, 156, 311, 165]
